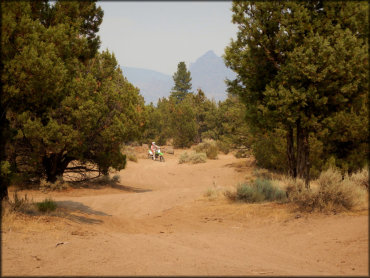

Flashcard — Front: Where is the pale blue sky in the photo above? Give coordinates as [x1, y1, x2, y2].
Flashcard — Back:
[97, 1, 237, 75]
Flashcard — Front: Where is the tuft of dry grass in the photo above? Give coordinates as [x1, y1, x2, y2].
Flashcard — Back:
[7, 191, 36, 214]
[204, 183, 223, 201]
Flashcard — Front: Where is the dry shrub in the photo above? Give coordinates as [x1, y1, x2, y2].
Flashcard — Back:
[40, 176, 69, 192]
[179, 152, 190, 164]
[122, 146, 137, 162]
[7, 191, 37, 214]
[179, 151, 207, 164]
[349, 167, 369, 190]
[190, 152, 207, 164]
[288, 168, 367, 212]
[194, 139, 218, 159]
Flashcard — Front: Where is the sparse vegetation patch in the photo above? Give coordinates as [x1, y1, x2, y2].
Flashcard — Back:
[225, 178, 287, 203]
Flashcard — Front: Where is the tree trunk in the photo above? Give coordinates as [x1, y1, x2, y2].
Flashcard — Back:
[303, 133, 310, 189]
[296, 120, 310, 188]
[0, 113, 9, 200]
[286, 127, 296, 178]
[42, 152, 72, 183]
[296, 120, 305, 178]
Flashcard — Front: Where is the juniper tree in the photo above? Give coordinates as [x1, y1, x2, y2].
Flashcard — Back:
[1, 1, 145, 194]
[224, 1, 368, 187]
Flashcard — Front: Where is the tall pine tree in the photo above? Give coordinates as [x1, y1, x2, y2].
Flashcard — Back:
[171, 61, 192, 102]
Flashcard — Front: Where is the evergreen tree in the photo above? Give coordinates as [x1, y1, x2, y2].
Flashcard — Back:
[192, 89, 214, 143]
[1, 1, 144, 194]
[224, 1, 368, 187]
[169, 95, 198, 148]
[171, 61, 192, 102]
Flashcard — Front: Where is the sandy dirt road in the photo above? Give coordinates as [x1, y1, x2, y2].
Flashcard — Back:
[2, 150, 368, 276]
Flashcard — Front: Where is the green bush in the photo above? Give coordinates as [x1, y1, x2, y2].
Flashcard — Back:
[36, 198, 57, 213]
[226, 178, 287, 203]
[194, 139, 218, 159]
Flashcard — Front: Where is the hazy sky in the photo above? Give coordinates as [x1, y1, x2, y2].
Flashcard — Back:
[97, 1, 238, 75]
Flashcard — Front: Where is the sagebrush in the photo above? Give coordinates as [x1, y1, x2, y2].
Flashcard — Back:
[194, 139, 218, 159]
[225, 178, 287, 203]
[287, 168, 367, 212]
[179, 151, 207, 164]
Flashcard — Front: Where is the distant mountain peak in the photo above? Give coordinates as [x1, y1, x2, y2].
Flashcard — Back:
[192, 50, 219, 65]
[122, 50, 236, 104]
[203, 50, 217, 57]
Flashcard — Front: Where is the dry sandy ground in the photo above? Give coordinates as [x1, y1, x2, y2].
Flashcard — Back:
[1, 149, 369, 276]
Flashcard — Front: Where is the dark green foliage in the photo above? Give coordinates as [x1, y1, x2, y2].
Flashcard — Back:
[170, 95, 198, 148]
[217, 140, 231, 154]
[142, 86, 251, 151]
[251, 129, 288, 172]
[202, 94, 250, 149]
[1, 1, 146, 192]
[224, 1, 369, 185]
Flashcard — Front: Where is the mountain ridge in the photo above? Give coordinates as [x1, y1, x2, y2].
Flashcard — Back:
[122, 50, 236, 104]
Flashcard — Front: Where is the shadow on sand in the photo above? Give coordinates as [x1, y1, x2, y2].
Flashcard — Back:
[69, 180, 152, 193]
[55, 200, 110, 224]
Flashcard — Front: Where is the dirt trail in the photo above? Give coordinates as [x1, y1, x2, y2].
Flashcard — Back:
[2, 150, 368, 276]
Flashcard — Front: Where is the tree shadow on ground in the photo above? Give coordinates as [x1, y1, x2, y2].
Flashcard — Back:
[68, 180, 152, 193]
[54, 200, 111, 224]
